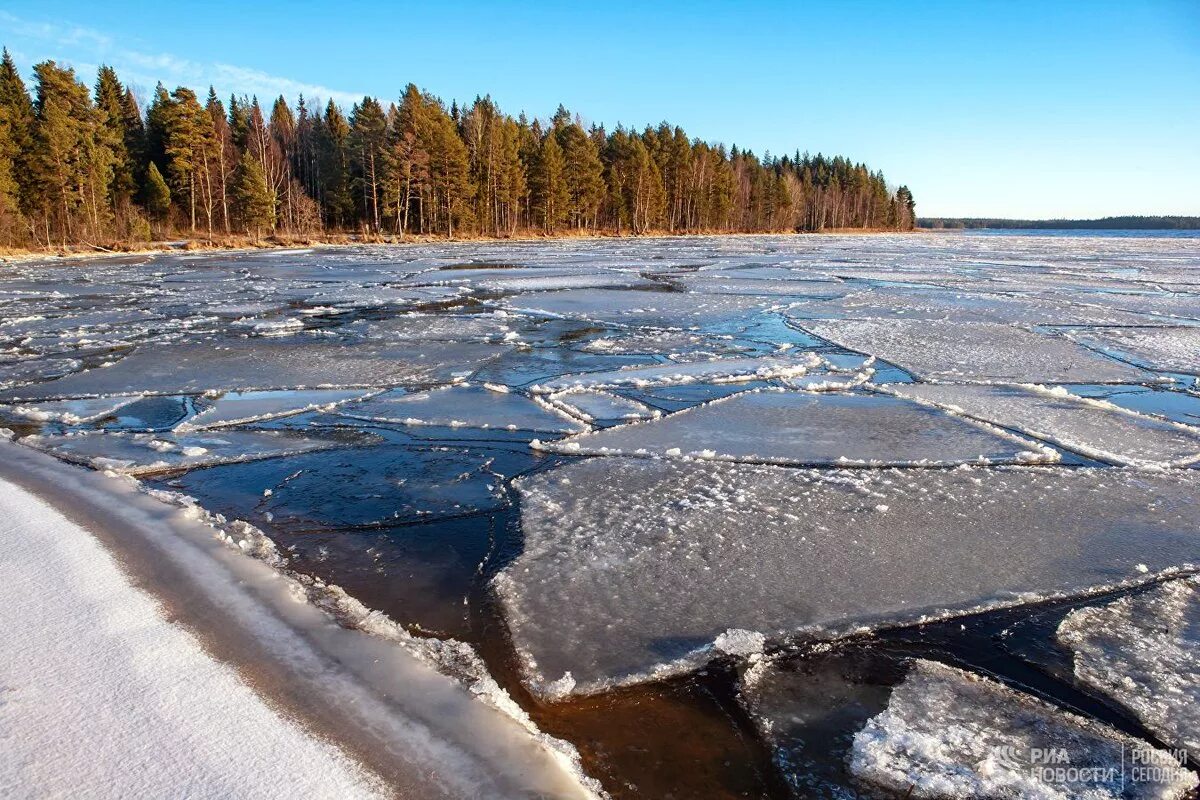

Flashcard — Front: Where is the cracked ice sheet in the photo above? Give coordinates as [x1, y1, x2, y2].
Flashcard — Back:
[884, 383, 1200, 468]
[0, 338, 505, 400]
[338, 384, 585, 433]
[497, 459, 1200, 698]
[849, 660, 1195, 800]
[537, 390, 1055, 466]
[803, 319, 1153, 384]
[1058, 577, 1200, 754]
[178, 389, 373, 431]
[23, 429, 354, 475]
[1068, 327, 1200, 376]
[529, 353, 822, 392]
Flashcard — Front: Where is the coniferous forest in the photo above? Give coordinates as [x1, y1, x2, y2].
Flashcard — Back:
[0, 50, 917, 249]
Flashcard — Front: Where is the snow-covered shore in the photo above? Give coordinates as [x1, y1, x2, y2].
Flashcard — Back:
[0, 440, 597, 799]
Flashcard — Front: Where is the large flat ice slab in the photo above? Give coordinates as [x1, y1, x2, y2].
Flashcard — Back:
[1058, 577, 1200, 753]
[338, 384, 585, 433]
[0, 339, 504, 400]
[802, 319, 1153, 383]
[497, 459, 1200, 697]
[24, 429, 350, 475]
[536, 389, 1056, 466]
[850, 659, 1195, 800]
[1068, 327, 1200, 376]
[179, 389, 372, 430]
[884, 383, 1200, 467]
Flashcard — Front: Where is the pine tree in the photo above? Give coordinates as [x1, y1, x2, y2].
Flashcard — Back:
[558, 122, 604, 230]
[231, 148, 275, 237]
[0, 49, 34, 232]
[532, 132, 568, 233]
[144, 161, 171, 222]
[349, 97, 387, 232]
[94, 66, 137, 211]
[318, 100, 353, 227]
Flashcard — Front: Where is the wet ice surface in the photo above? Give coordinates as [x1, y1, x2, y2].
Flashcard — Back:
[538, 389, 1056, 466]
[848, 659, 1195, 799]
[3, 233, 1200, 797]
[499, 458, 1199, 698]
[884, 383, 1200, 468]
[1058, 576, 1200, 753]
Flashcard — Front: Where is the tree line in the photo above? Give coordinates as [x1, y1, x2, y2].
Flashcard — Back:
[919, 216, 1199, 231]
[0, 50, 916, 248]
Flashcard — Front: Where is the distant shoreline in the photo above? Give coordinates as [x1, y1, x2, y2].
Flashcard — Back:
[918, 215, 1200, 231]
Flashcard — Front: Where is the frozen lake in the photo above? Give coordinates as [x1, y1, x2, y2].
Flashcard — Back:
[2, 231, 1199, 798]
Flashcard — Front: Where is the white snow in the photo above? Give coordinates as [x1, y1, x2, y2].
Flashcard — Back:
[536, 389, 1057, 466]
[1058, 577, 1200, 753]
[849, 659, 1195, 799]
[2, 395, 142, 424]
[0, 475, 388, 798]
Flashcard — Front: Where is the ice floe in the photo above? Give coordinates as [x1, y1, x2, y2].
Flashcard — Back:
[1058, 577, 1200, 753]
[535, 389, 1057, 466]
[498, 459, 1200, 697]
[338, 383, 585, 433]
[530, 354, 822, 392]
[850, 659, 1196, 799]
[803, 319, 1154, 384]
[179, 389, 373, 430]
[883, 383, 1200, 468]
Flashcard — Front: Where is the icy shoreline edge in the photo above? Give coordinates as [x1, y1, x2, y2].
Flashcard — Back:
[0, 438, 601, 799]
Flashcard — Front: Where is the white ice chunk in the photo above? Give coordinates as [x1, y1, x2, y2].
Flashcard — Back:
[537, 389, 1056, 466]
[884, 383, 1200, 467]
[1058, 577, 1200, 753]
[850, 659, 1195, 800]
[803, 319, 1153, 383]
[497, 459, 1200, 697]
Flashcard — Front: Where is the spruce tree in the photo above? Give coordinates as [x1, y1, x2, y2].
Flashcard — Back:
[231, 148, 275, 237]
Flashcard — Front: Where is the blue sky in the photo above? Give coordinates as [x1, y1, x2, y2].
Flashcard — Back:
[2, 1, 1197, 218]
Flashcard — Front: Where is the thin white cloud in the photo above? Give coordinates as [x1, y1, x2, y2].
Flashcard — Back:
[0, 10, 363, 107]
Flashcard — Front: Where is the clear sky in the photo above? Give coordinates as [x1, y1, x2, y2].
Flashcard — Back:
[2, 0, 1197, 218]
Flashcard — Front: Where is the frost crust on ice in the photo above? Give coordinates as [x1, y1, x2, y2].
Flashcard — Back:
[498, 458, 1200, 697]
[1058, 576, 1200, 754]
[850, 659, 1196, 799]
